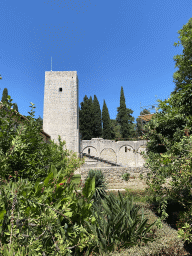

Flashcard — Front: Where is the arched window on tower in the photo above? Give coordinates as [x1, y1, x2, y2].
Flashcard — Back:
[88, 148, 90, 155]
[125, 146, 127, 152]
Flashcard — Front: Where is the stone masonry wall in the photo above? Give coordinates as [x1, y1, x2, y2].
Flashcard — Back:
[77, 166, 173, 191]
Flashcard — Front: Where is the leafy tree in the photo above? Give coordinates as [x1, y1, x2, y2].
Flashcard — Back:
[116, 86, 135, 139]
[0, 95, 101, 254]
[101, 100, 111, 139]
[136, 18, 192, 243]
[171, 17, 192, 95]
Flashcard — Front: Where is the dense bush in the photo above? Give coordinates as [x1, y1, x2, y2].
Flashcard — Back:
[0, 96, 160, 255]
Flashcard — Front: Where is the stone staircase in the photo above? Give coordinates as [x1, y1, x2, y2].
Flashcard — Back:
[79, 152, 125, 168]
[75, 152, 126, 174]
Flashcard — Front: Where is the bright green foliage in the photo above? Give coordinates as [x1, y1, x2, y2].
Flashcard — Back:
[0, 95, 98, 255]
[0, 96, 82, 184]
[172, 18, 192, 94]
[0, 95, 161, 255]
[84, 190, 158, 255]
[0, 172, 98, 255]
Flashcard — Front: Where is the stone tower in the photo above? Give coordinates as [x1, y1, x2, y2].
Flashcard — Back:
[43, 71, 80, 158]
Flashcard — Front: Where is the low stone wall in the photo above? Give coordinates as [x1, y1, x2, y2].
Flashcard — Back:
[75, 166, 173, 190]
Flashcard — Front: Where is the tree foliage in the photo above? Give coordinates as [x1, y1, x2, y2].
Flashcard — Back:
[137, 17, 192, 244]
[79, 95, 94, 140]
[1, 88, 9, 106]
[135, 108, 151, 137]
[91, 95, 103, 138]
[116, 86, 135, 139]
[171, 17, 192, 95]
[101, 100, 112, 139]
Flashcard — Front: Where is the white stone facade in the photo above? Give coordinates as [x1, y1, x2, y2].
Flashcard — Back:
[43, 71, 80, 158]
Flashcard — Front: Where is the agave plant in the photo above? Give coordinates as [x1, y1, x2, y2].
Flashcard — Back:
[84, 190, 158, 255]
[85, 169, 108, 208]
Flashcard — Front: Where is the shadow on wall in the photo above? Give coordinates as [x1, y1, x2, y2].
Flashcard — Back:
[80, 139, 149, 168]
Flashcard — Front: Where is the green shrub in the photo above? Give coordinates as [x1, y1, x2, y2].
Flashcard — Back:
[122, 172, 131, 181]
[0, 96, 97, 255]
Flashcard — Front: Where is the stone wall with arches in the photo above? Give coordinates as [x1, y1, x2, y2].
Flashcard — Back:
[80, 138, 150, 168]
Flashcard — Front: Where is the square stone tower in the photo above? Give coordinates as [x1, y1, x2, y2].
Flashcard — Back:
[43, 71, 80, 158]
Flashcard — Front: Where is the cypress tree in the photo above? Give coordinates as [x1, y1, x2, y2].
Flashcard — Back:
[101, 100, 111, 139]
[125, 107, 136, 139]
[116, 86, 135, 139]
[109, 119, 119, 139]
[91, 95, 103, 138]
[1, 88, 19, 114]
[79, 95, 94, 140]
[1, 88, 9, 106]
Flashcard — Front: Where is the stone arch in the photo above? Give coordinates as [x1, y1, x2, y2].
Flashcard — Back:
[100, 148, 117, 163]
[118, 144, 135, 167]
[82, 146, 97, 157]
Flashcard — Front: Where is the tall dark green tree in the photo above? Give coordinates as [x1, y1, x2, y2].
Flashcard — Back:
[1, 88, 19, 114]
[125, 108, 136, 138]
[110, 119, 123, 140]
[91, 95, 103, 138]
[79, 95, 94, 140]
[101, 100, 112, 139]
[116, 86, 135, 139]
[1, 88, 9, 106]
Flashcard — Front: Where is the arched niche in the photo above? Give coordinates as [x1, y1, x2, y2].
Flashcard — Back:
[82, 146, 97, 157]
[118, 144, 135, 167]
[100, 148, 117, 163]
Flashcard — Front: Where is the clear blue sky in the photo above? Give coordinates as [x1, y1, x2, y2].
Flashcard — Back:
[0, 0, 191, 128]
